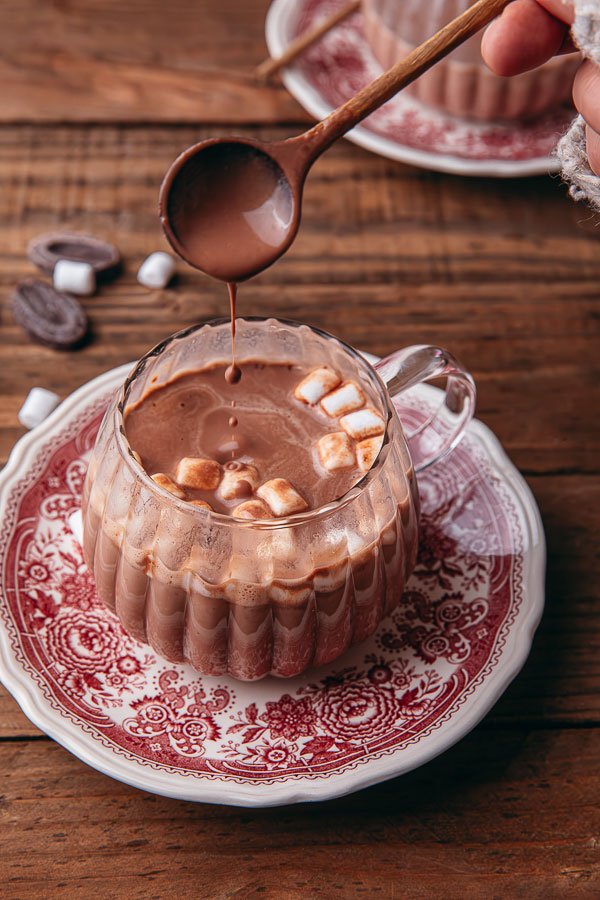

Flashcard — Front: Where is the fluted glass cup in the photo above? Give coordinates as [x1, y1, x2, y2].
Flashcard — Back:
[82, 318, 475, 680]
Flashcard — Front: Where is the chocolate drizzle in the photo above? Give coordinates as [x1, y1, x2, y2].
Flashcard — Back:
[224, 282, 241, 385]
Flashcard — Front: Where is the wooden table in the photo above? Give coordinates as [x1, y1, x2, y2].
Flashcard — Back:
[1, 1, 598, 895]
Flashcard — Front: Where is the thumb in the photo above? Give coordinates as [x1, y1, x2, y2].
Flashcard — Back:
[482, 0, 575, 77]
[535, 1, 574, 25]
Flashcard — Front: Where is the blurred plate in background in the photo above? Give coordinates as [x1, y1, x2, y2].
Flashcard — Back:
[265, 0, 573, 177]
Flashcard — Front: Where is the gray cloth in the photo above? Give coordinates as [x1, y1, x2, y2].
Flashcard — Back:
[572, 1, 600, 64]
[556, 0, 600, 210]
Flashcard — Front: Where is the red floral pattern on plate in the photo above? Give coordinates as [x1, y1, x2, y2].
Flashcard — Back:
[0, 378, 535, 792]
[284, 0, 573, 163]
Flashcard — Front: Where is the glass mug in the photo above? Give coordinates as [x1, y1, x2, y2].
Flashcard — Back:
[81, 318, 475, 680]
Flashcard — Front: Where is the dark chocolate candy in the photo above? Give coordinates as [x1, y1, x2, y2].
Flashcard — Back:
[12, 279, 88, 350]
[27, 232, 121, 280]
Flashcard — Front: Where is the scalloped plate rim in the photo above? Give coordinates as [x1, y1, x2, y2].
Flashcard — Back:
[265, 0, 563, 178]
[0, 361, 545, 807]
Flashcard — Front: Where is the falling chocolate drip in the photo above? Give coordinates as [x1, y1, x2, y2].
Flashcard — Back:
[224, 282, 242, 385]
[224, 282, 241, 457]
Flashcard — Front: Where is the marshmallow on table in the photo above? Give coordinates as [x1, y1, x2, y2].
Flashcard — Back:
[356, 435, 384, 472]
[176, 457, 221, 491]
[317, 432, 356, 472]
[151, 472, 186, 499]
[219, 462, 260, 501]
[320, 381, 366, 418]
[294, 367, 341, 405]
[137, 252, 176, 289]
[68, 509, 83, 547]
[18, 387, 60, 429]
[53, 259, 96, 296]
[340, 408, 386, 442]
[257, 479, 308, 517]
[232, 499, 273, 520]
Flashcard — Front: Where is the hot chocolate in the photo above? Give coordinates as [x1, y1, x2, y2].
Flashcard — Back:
[81, 318, 423, 679]
[124, 359, 385, 515]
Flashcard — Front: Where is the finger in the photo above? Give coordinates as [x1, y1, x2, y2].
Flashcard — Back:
[482, 0, 570, 75]
[520, 0, 577, 54]
[536, 0, 577, 54]
[573, 60, 600, 133]
[585, 125, 600, 176]
[535, 0, 574, 25]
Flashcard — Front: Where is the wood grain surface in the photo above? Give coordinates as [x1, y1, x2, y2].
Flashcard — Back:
[0, 1, 598, 897]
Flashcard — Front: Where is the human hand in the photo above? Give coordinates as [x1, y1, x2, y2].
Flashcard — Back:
[482, 1, 600, 174]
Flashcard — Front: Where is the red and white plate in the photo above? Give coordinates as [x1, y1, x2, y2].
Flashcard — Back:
[265, 0, 574, 177]
[0, 362, 544, 806]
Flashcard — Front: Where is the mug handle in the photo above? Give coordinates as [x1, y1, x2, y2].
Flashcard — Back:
[374, 345, 476, 473]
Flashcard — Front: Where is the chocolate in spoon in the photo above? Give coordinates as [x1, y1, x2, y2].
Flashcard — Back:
[160, 0, 510, 282]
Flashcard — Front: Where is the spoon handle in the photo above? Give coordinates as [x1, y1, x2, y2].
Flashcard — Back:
[301, 0, 511, 158]
[255, 0, 361, 82]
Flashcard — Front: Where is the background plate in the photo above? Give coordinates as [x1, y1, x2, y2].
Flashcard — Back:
[265, 0, 573, 177]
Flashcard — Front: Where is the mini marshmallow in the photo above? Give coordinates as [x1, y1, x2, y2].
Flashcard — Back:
[219, 462, 260, 501]
[151, 472, 186, 499]
[68, 509, 83, 547]
[340, 407, 385, 441]
[137, 251, 176, 289]
[18, 387, 60, 429]
[232, 499, 273, 520]
[317, 432, 356, 472]
[189, 499, 212, 510]
[356, 435, 384, 472]
[53, 259, 96, 296]
[176, 457, 221, 491]
[294, 367, 341, 405]
[320, 381, 366, 418]
[257, 479, 308, 517]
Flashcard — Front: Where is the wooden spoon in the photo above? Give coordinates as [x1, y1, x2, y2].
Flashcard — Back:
[160, 0, 510, 283]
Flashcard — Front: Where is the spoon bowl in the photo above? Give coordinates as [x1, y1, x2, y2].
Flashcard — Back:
[159, 137, 299, 282]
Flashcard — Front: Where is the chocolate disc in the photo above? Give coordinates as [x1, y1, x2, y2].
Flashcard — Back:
[27, 232, 121, 280]
[12, 279, 88, 350]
